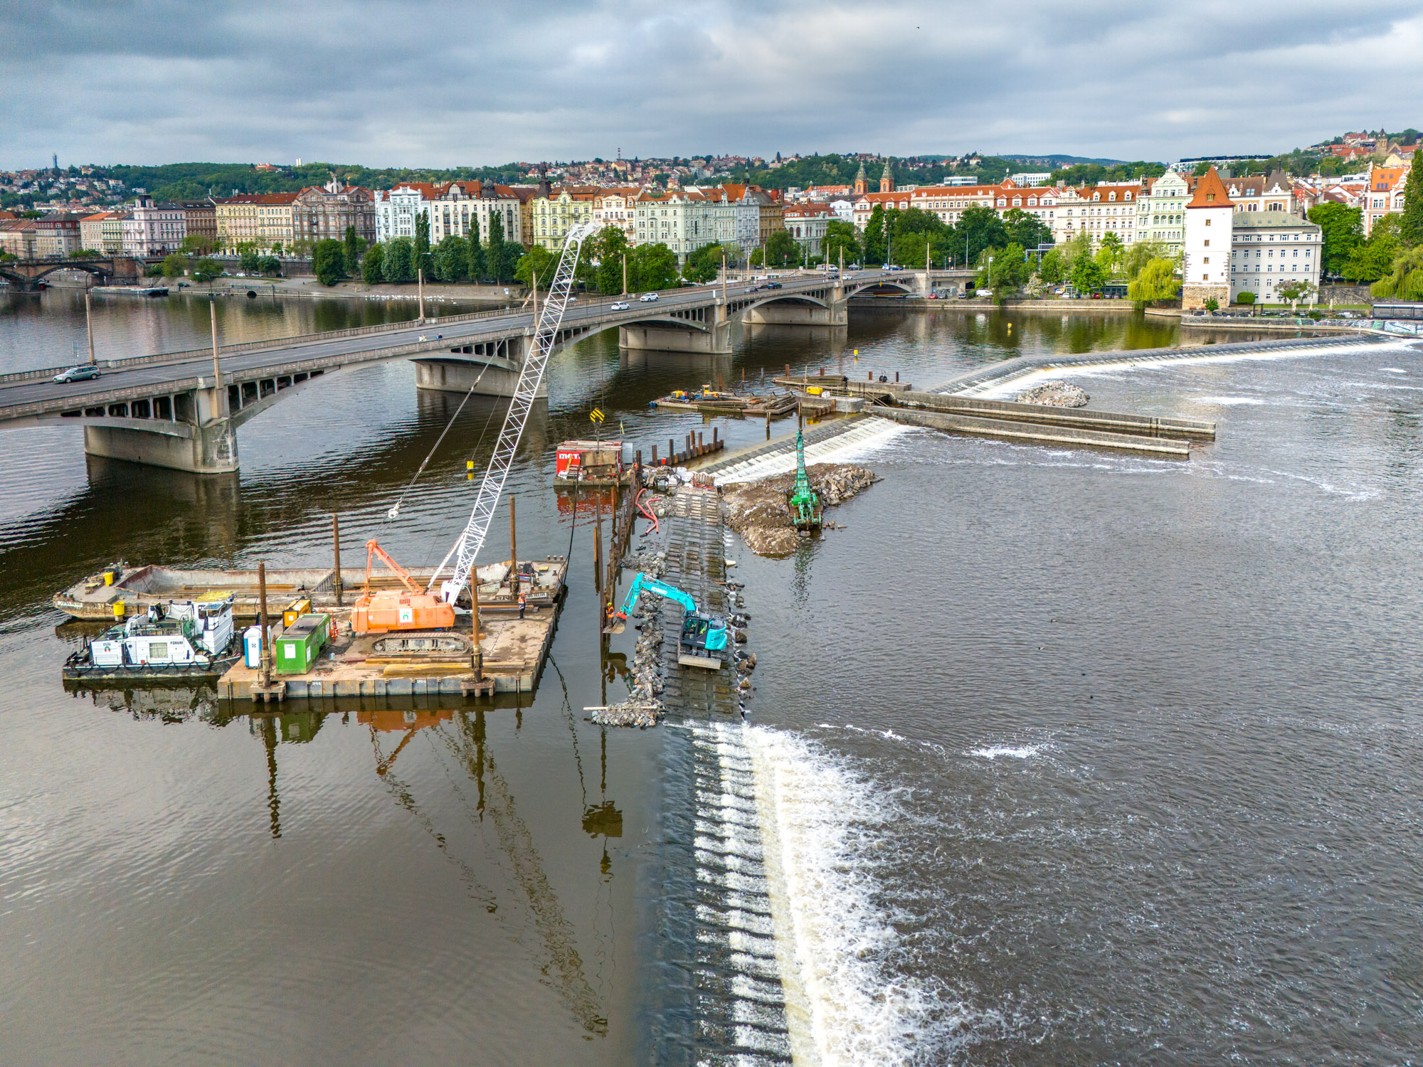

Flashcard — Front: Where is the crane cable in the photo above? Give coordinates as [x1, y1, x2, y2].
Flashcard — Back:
[384, 363, 490, 521]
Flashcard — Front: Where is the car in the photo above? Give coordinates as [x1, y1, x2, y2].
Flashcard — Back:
[639, 292, 659, 302]
[611, 301, 630, 311]
[764, 281, 782, 289]
[53, 365, 101, 383]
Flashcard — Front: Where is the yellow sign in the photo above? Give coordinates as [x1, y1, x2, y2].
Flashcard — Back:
[589, 408, 605, 424]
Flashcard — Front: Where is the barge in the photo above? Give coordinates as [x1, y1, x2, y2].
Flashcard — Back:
[63, 593, 240, 684]
[649, 387, 798, 417]
[218, 556, 568, 703]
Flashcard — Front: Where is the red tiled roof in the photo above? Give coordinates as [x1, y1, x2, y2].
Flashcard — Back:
[1187, 167, 1233, 209]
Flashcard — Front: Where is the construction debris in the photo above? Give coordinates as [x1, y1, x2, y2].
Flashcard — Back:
[721, 463, 878, 557]
[1015, 380, 1090, 407]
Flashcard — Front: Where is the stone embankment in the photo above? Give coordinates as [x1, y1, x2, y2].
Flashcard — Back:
[722, 463, 878, 556]
[1016, 380, 1090, 407]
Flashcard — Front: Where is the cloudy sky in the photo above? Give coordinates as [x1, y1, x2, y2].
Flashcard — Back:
[4, 0, 1420, 170]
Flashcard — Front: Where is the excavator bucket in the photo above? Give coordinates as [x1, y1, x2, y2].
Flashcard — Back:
[602, 617, 626, 635]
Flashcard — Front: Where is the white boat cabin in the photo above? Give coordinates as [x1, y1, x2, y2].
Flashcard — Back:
[89, 594, 235, 668]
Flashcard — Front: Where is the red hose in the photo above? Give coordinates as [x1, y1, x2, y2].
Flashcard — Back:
[635, 488, 659, 532]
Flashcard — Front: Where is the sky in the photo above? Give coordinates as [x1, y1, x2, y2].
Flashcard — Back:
[4, 0, 1421, 171]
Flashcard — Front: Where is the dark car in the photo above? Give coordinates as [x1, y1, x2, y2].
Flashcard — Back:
[764, 281, 782, 289]
[53, 365, 101, 383]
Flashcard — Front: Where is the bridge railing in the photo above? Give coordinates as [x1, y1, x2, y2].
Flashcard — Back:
[0, 301, 528, 386]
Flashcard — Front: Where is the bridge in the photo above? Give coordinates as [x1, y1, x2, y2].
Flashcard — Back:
[0, 270, 938, 475]
[0, 255, 149, 290]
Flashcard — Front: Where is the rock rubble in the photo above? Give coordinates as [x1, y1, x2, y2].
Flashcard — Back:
[721, 463, 878, 557]
[1016, 380, 1089, 407]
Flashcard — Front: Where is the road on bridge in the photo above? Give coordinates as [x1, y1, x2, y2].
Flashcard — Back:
[0, 271, 892, 417]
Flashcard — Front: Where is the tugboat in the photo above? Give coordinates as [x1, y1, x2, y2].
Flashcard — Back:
[63, 592, 240, 683]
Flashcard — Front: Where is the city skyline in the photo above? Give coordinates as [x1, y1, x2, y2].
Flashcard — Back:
[3, 0, 1421, 171]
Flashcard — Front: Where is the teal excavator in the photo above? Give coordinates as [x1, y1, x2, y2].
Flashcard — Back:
[604, 572, 728, 670]
[787, 427, 822, 532]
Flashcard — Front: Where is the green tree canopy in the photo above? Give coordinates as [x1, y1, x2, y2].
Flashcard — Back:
[764, 229, 801, 268]
[432, 234, 468, 282]
[343, 224, 364, 276]
[191, 257, 222, 283]
[159, 252, 189, 278]
[584, 226, 632, 294]
[890, 230, 932, 270]
[1276, 280, 1316, 307]
[1400, 166, 1423, 247]
[630, 242, 679, 291]
[311, 238, 347, 286]
[862, 204, 888, 264]
[1306, 203, 1363, 277]
[1371, 244, 1423, 301]
[1342, 216, 1401, 282]
[1122, 238, 1171, 281]
[413, 213, 431, 265]
[1095, 231, 1125, 276]
[466, 218, 485, 282]
[1126, 258, 1181, 307]
[1001, 208, 1053, 251]
[1069, 255, 1108, 294]
[361, 242, 384, 284]
[486, 214, 508, 283]
[239, 249, 261, 274]
[515, 245, 557, 288]
[822, 220, 860, 266]
[383, 237, 415, 283]
[683, 241, 736, 284]
[955, 205, 1008, 268]
[256, 255, 282, 276]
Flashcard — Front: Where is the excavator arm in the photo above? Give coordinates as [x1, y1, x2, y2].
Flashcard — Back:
[613, 572, 698, 622]
[363, 538, 423, 595]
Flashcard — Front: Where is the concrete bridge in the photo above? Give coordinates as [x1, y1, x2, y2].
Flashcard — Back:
[0, 271, 928, 475]
[0, 255, 148, 290]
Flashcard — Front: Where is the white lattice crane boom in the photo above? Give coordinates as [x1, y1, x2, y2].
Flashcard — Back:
[431, 223, 597, 604]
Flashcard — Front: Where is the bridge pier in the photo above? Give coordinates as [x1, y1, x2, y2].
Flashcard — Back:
[743, 297, 848, 328]
[413, 335, 546, 398]
[81, 382, 237, 474]
[619, 301, 733, 355]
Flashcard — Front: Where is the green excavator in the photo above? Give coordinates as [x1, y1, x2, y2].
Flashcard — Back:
[787, 427, 822, 532]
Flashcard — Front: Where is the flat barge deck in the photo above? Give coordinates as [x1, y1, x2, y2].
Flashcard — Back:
[213, 557, 567, 703]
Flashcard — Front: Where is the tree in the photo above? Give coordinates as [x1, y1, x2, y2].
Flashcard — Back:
[1122, 238, 1170, 281]
[72, 248, 102, 259]
[1342, 216, 1401, 282]
[1126, 258, 1181, 307]
[180, 234, 213, 256]
[890, 230, 932, 270]
[682, 241, 734, 285]
[515, 245, 557, 288]
[413, 213, 430, 266]
[1234, 289, 1256, 306]
[1069, 255, 1107, 295]
[822, 220, 860, 266]
[191, 257, 222, 284]
[432, 234, 468, 282]
[862, 204, 888, 264]
[764, 229, 801, 268]
[1203, 297, 1220, 312]
[630, 242, 679, 291]
[1306, 203, 1363, 278]
[1370, 244, 1423, 301]
[312, 238, 347, 286]
[486, 214, 507, 283]
[361, 242, 385, 284]
[1095, 231, 1125, 276]
[980, 243, 1030, 301]
[1400, 166, 1423, 247]
[383, 236, 415, 283]
[1038, 247, 1066, 284]
[1277, 280, 1317, 308]
[584, 226, 631, 294]
[343, 224, 364, 276]
[256, 255, 282, 276]
[159, 252, 189, 278]
[1001, 208, 1052, 252]
[955, 205, 1008, 268]
[466, 218, 485, 282]
[239, 249, 261, 275]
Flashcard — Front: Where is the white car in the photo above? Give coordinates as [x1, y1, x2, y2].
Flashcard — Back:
[639, 292, 659, 302]
[611, 301, 630, 311]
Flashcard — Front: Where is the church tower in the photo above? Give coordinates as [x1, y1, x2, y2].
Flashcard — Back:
[853, 161, 868, 196]
[879, 159, 894, 193]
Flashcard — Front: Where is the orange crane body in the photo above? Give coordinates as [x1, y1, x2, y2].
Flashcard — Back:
[351, 539, 456, 635]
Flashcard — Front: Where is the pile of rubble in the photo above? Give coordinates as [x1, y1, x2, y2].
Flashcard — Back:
[1016, 380, 1090, 407]
[721, 463, 878, 557]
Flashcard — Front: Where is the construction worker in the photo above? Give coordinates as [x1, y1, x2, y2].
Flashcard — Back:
[518, 592, 527, 619]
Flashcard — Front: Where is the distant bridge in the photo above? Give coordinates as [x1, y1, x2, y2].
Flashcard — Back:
[0, 270, 952, 474]
[0, 255, 149, 290]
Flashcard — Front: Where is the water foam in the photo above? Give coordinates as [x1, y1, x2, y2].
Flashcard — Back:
[968, 743, 1044, 761]
[742, 722, 954, 1065]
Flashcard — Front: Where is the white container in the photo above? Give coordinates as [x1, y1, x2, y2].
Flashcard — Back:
[243, 625, 264, 668]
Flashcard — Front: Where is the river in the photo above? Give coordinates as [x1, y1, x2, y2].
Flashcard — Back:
[2, 285, 1419, 1064]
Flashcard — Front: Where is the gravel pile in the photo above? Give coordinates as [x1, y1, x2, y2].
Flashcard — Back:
[591, 597, 666, 728]
[721, 463, 878, 557]
[1016, 380, 1090, 407]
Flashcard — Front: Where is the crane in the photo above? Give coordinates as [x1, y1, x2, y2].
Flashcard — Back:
[429, 223, 597, 607]
[787, 426, 822, 531]
[604, 571, 728, 670]
[351, 538, 455, 634]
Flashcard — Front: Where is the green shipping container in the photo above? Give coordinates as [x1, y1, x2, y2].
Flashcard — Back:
[274, 613, 330, 675]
